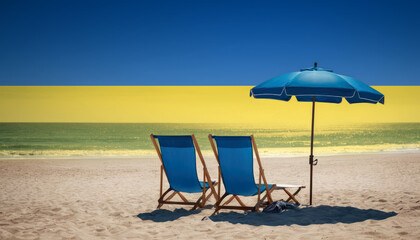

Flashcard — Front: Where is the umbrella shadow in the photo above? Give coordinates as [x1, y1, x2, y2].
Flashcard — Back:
[137, 208, 202, 222]
[209, 205, 397, 226]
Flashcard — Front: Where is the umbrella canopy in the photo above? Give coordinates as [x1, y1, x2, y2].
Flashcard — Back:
[250, 62, 384, 205]
[250, 63, 384, 104]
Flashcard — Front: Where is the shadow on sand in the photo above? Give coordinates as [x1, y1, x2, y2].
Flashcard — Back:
[137, 208, 202, 222]
[209, 205, 397, 226]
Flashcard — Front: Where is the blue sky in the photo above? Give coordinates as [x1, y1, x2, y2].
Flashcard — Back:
[0, 0, 419, 86]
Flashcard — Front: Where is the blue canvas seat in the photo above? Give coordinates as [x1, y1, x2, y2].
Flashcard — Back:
[209, 135, 277, 215]
[150, 134, 219, 210]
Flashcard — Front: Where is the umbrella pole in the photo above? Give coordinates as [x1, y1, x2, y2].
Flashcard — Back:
[309, 96, 315, 205]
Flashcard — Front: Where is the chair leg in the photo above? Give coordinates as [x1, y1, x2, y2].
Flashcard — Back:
[255, 185, 276, 211]
[222, 195, 236, 206]
[204, 182, 219, 203]
[192, 195, 204, 211]
[157, 188, 173, 209]
[176, 192, 189, 203]
[285, 187, 302, 203]
[234, 196, 247, 207]
[284, 188, 301, 204]
[212, 193, 229, 216]
[259, 185, 277, 204]
[157, 190, 187, 209]
[199, 182, 220, 209]
[252, 202, 260, 212]
[221, 195, 246, 207]
[158, 185, 221, 210]
[213, 191, 277, 214]
[192, 188, 212, 210]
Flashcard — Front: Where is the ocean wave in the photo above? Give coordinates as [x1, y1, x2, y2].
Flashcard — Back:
[1, 144, 419, 158]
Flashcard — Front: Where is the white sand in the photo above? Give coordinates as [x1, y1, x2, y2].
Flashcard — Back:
[1, 153, 419, 239]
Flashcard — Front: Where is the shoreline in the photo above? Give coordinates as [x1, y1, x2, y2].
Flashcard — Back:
[1, 144, 419, 159]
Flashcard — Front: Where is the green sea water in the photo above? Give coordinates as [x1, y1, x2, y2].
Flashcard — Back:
[0, 123, 419, 157]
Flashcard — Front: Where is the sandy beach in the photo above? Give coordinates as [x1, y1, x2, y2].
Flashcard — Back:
[1, 152, 419, 239]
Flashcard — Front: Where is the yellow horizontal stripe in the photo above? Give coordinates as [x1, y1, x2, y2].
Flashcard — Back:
[0, 86, 419, 126]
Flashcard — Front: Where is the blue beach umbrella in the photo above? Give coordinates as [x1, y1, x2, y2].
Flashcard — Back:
[250, 62, 384, 205]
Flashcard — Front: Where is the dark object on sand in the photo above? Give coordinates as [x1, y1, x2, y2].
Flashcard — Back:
[263, 201, 298, 213]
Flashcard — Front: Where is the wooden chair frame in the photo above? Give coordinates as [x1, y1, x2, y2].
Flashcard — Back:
[209, 134, 277, 215]
[276, 185, 306, 205]
[150, 134, 219, 210]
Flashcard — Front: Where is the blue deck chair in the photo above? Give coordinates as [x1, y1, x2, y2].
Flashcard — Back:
[150, 134, 219, 210]
[208, 135, 277, 215]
